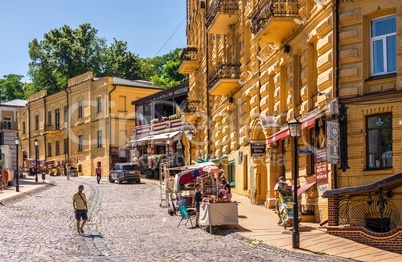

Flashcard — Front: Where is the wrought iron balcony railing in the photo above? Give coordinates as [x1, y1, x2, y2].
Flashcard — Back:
[179, 46, 199, 61]
[206, 0, 240, 30]
[208, 63, 241, 89]
[250, 0, 299, 35]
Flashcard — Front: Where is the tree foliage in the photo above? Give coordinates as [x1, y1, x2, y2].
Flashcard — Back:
[28, 23, 107, 93]
[0, 74, 25, 102]
[3, 23, 189, 99]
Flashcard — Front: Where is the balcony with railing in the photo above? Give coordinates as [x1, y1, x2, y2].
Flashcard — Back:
[208, 63, 241, 96]
[178, 46, 200, 74]
[44, 122, 61, 134]
[206, 0, 240, 34]
[249, 0, 299, 43]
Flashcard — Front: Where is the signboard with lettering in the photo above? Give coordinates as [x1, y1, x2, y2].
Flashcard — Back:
[326, 120, 340, 164]
[250, 142, 266, 156]
[316, 162, 328, 184]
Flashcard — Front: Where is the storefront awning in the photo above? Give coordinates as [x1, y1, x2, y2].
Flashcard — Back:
[297, 181, 316, 196]
[268, 118, 316, 144]
[131, 130, 180, 143]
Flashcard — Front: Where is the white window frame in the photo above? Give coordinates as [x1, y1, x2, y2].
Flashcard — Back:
[370, 15, 396, 76]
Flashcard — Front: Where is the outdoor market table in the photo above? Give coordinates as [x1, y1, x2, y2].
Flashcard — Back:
[199, 202, 238, 232]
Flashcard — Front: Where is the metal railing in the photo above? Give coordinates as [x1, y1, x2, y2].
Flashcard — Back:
[249, 0, 299, 35]
[206, 0, 240, 29]
[208, 63, 241, 89]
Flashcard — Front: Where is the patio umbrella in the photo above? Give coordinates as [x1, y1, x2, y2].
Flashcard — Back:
[202, 165, 220, 173]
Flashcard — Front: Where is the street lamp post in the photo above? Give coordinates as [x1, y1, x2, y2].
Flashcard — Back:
[34, 139, 39, 183]
[14, 137, 20, 192]
[288, 118, 301, 249]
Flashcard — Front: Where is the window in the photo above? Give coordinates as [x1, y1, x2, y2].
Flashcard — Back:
[3, 117, 11, 129]
[366, 113, 392, 169]
[47, 142, 52, 157]
[56, 141, 60, 156]
[97, 97, 102, 113]
[47, 111, 52, 126]
[97, 130, 102, 148]
[78, 135, 83, 151]
[371, 15, 396, 76]
[35, 115, 39, 130]
[78, 101, 83, 118]
[64, 105, 68, 122]
[22, 122, 26, 134]
[55, 108, 60, 130]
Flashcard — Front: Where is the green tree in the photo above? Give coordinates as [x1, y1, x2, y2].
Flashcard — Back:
[0, 74, 25, 102]
[147, 48, 187, 88]
[102, 39, 142, 80]
[28, 23, 107, 93]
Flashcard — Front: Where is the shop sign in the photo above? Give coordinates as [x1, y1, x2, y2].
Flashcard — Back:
[250, 142, 266, 156]
[315, 162, 328, 184]
[326, 120, 340, 164]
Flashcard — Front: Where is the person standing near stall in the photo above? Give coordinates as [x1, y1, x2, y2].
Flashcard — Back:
[194, 183, 202, 228]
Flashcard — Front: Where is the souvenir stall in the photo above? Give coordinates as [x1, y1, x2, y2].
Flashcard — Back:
[198, 165, 238, 232]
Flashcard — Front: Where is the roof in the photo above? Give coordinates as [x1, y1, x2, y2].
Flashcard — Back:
[132, 81, 189, 105]
[113, 77, 161, 89]
[323, 173, 402, 197]
[0, 99, 27, 107]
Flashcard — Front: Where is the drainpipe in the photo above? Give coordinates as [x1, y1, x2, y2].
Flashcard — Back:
[333, 0, 339, 189]
[108, 82, 117, 170]
[42, 96, 46, 161]
[205, 0, 210, 159]
[27, 105, 31, 158]
[64, 88, 69, 163]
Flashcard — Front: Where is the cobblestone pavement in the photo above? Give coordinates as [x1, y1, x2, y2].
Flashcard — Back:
[0, 176, 356, 262]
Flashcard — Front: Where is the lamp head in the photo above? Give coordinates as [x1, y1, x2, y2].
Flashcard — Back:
[288, 118, 301, 138]
[34, 139, 39, 146]
[14, 137, 20, 145]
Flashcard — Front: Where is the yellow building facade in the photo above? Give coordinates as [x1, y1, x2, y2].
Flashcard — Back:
[18, 72, 161, 177]
[181, 0, 337, 223]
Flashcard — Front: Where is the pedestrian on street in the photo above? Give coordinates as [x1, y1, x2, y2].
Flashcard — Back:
[194, 183, 202, 228]
[66, 164, 70, 180]
[274, 176, 291, 225]
[96, 163, 101, 184]
[73, 185, 88, 234]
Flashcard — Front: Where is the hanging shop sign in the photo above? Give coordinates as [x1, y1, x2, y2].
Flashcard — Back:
[250, 142, 266, 157]
[326, 120, 340, 164]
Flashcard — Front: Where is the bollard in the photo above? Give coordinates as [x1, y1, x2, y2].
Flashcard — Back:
[42, 172, 46, 182]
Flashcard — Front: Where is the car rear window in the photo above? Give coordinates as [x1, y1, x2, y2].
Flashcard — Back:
[116, 165, 138, 171]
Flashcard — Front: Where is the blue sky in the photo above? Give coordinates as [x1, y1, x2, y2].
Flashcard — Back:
[0, 0, 187, 81]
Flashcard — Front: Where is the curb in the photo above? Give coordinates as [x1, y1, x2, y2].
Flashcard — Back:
[0, 182, 53, 205]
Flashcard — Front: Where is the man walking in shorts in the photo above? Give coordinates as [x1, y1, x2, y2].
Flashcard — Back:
[73, 185, 88, 234]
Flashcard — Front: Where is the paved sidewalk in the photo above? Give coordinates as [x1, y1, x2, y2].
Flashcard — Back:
[1, 177, 401, 262]
[231, 194, 402, 262]
[0, 175, 51, 204]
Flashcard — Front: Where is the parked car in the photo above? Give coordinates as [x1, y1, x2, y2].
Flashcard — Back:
[109, 162, 141, 184]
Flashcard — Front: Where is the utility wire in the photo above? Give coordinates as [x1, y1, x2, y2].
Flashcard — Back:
[154, 17, 186, 57]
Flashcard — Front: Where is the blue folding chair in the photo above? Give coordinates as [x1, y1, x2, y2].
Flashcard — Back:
[177, 204, 195, 228]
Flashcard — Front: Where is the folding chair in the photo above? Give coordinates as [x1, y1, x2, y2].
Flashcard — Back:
[177, 204, 195, 228]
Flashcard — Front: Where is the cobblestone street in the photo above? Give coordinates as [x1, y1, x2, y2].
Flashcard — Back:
[0, 176, 354, 262]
